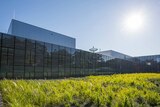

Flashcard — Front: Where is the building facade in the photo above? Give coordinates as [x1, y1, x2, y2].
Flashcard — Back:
[0, 32, 115, 79]
[0, 20, 159, 79]
[0, 32, 160, 79]
[8, 19, 76, 48]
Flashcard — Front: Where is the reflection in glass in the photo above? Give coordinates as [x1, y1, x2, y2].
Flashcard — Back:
[0, 32, 160, 79]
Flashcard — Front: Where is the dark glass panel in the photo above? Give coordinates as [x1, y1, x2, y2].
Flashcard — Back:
[92, 53, 97, 74]
[14, 49, 25, 66]
[70, 48, 75, 76]
[25, 66, 34, 78]
[65, 47, 71, 77]
[25, 39, 35, 79]
[100, 55, 107, 74]
[35, 41, 44, 75]
[44, 43, 52, 78]
[1, 65, 13, 78]
[36, 41, 44, 55]
[1, 48, 7, 65]
[44, 43, 52, 57]
[8, 49, 14, 66]
[14, 66, 24, 78]
[84, 51, 88, 75]
[0, 47, 14, 78]
[35, 67, 43, 73]
[26, 39, 35, 50]
[52, 44, 59, 78]
[0, 33, 2, 46]
[2, 34, 14, 48]
[88, 52, 94, 75]
[15, 37, 25, 49]
[35, 57, 44, 78]
[36, 54, 44, 66]
[80, 50, 86, 76]
[25, 50, 35, 66]
[35, 72, 44, 79]
[75, 49, 81, 76]
[59, 46, 65, 77]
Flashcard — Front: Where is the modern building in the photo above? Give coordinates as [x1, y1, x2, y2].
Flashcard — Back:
[0, 19, 159, 79]
[8, 19, 76, 48]
[133, 55, 160, 63]
[97, 50, 132, 60]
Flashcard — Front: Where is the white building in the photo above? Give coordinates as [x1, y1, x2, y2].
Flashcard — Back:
[97, 50, 132, 60]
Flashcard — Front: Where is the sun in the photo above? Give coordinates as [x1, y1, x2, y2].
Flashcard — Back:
[123, 12, 144, 32]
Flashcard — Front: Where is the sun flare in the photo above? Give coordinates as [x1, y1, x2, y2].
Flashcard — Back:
[123, 12, 144, 32]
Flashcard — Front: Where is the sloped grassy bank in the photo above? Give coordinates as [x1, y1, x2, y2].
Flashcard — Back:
[0, 73, 160, 107]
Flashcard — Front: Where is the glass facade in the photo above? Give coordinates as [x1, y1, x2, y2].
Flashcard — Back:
[0, 32, 159, 79]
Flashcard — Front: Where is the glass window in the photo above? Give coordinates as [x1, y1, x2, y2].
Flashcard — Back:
[52, 44, 59, 67]
[0, 47, 14, 78]
[35, 41, 44, 73]
[14, 49, 25, 66]
[44, 43, 52, 78]
[2, 34, 14, 48]
[8, 48, 14, 66]
[15, 37, 25, 49]
[70, 48, 75, 76]
[44, 43, 52, 57]
[75, 50, 81, 76]
[1, 48, 7, 65]
[25, 50, 35, 66]
[14, 65, 24, 78]
[36, 54, 43, 66]
[65, 47, 71, 76]
[84, 52, 89, 75]
[65, 48, 71, 68]
[25, 66, 35, 78]
[51, 44, 59, 78]
[35, 72, 44, 79]
[26, 39, 35, 50]
[52, 44, 59, 52]
[36, 41, 44, 55]
[59, 46, 65, 77]
[0, 33, 2, 46]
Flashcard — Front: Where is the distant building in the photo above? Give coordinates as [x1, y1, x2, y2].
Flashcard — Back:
[97, 50, 132, 60]
[130, 55, 160, 63]
[8, 19, 76, 48]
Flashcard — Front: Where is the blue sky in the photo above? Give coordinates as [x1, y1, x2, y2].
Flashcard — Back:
[0, 0, 160, 56]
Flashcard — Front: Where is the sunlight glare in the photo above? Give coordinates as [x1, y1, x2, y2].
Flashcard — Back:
[123, 11, 144, 32]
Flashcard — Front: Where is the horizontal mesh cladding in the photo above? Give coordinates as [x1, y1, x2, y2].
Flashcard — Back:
[0, 32, 160, 79]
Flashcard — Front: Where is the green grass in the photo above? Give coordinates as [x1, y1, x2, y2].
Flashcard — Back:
[0, 73, 160, 107]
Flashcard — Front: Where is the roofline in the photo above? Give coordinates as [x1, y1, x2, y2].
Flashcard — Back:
[11, 19, 76, 40]
[97, 50, 132, 57]
[134, 54, 160, 58]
